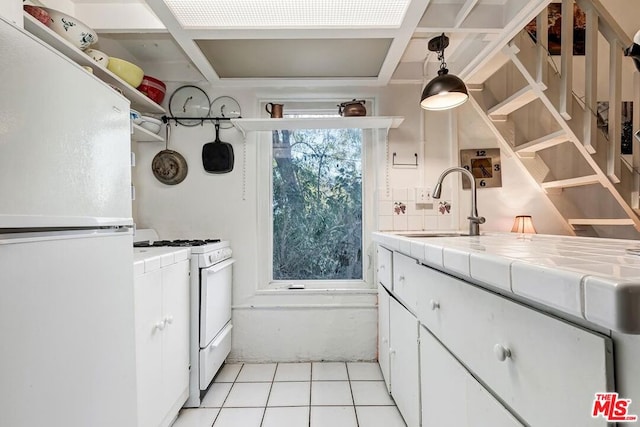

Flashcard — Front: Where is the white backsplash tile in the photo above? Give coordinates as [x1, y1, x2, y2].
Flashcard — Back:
[408, 215, 424, 230]
[378, 201, 393, 216]
[424, 216, 438, 230]
[392, 215, 408, 231]
[378, 216, 393, 231]
[392, 188, 408, 200]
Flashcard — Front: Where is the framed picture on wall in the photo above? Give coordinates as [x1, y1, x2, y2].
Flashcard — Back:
[596, 101, 634, 155]
[524, 2, 587, 55]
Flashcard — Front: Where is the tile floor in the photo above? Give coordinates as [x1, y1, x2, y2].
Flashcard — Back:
[172, 362, 407, 427]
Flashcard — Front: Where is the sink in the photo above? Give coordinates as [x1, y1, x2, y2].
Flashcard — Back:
[393, 232, 469, 238]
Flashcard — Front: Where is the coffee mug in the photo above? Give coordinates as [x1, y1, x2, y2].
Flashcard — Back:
[266, 103, 283, 118]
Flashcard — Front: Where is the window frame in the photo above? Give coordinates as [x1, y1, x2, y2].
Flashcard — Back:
[256, 101, 376, 291]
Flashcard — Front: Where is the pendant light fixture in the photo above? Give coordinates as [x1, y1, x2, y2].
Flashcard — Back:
[420, 33, 469, 111]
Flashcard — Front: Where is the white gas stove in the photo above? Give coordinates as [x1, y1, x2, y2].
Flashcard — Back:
[133, 231, 234, 408]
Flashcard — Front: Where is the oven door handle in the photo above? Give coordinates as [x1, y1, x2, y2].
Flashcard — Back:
[207, 258, 235, 273]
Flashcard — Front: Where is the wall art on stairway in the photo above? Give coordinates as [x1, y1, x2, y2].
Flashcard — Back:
[525, 2, 587, 56]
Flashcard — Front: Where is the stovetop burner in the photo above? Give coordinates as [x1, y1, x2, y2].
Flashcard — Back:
[133, 239, 221, 248]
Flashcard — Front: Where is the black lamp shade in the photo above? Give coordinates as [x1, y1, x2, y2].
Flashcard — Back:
[420, 73, 469, 111]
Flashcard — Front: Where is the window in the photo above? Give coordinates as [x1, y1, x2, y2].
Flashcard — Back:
[272, 127, 363, 281]
[256, 103, 376, 290]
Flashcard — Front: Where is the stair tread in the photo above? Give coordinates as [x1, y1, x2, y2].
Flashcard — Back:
[541, 174, 602, 189]
[568, 218, 636, 225]
[515, 130, 569, 154]
[488, 86, 538, 117]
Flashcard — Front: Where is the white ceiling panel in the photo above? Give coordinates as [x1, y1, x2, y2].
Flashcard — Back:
[196, 38, 392, 78]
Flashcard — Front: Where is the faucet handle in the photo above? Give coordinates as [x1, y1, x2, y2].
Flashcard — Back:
[468, 216, 486, 224]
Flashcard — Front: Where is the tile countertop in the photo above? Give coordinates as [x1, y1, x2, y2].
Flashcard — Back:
[373, 232, 640, 335]
[133, 247, 190, 276]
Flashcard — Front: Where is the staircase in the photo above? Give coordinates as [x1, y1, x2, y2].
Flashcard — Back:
[467, 0, 640, 238]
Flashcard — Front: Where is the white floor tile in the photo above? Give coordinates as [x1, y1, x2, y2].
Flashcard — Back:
[310, 406, 357, 427]
[351, 381, 395, 406]
[201, 382, 233, 408]
[212, 407, 264, 427]
[311, 381, 353, 406]
[213, 363, 242, 383]
[312, 362, 348, 381]
[262, 407, 310, 427]
[172, 408, 220, 427]
[268, 381, 311, 407]
[274, 363, 312, 382]
[223, 382, 271, 407]
[236, 363, 277, 382]
[346, 362, 384, 381]
[356, 406, 407, 427]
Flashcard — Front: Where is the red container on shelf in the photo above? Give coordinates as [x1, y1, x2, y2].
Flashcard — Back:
[24, 5, 51, 26]
[137, 75, 166, 105]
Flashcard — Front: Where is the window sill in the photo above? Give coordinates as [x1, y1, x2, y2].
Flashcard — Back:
[256, 283, 376, 296]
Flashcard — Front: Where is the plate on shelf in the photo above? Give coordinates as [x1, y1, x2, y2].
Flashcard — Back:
[210, 96, 242, 129]
[168, 85, 211, 126]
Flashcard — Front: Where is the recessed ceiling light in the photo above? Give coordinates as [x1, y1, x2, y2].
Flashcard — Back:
[163, 0, 411, 28]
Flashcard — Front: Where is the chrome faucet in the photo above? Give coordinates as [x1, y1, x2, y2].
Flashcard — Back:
[433, 167, 485, 236]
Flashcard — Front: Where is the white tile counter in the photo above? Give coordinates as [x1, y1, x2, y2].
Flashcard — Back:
[373, 232, 640, 334]
[133, 247, 190, 276]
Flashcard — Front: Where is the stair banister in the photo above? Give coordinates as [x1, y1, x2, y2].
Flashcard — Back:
[560, 0, 574, 120]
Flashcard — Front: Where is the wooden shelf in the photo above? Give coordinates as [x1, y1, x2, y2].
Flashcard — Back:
[230, 116, 404, 133]
[23, 12, 165, 115]
[132, 123, 164, 143]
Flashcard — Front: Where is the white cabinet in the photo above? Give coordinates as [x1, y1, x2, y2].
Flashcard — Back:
[417, 265, 613, 427]
[376, 243, 614, 427]
[377, 245, 393, 291]
[378, 284, 391, 393]
[420, 326, 523, 427]
[389, 297, 420, 427]
[392, 251, 421, 313]
[135, 259, 190, 427]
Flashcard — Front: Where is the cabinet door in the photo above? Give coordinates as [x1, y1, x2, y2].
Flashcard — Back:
[390, 297, 420, 427]
[378, 284, 391, 392]
[161, 260, 190, 411]
[134, 270, 163, 427]
[421, 326, 523, 427]
[377, 245, 393, 291]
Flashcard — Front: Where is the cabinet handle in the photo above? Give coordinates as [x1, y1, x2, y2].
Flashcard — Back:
[154, 320, 166, 331]
[399, 275, 405, 281]
[429, 299, 440, 310]
[380, 265, 385, 270]
[493, 344, 512, 362]
[165, 316, 174, 325]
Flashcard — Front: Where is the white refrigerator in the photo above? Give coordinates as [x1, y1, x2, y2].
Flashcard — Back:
[0, 17, 138, 427]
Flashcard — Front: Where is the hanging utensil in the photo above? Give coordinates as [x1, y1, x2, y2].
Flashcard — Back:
[202, 122, 235, 174]
[152, 123, 188, 185]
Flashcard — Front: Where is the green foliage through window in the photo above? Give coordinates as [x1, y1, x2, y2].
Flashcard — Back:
[272, 128, 363, 280]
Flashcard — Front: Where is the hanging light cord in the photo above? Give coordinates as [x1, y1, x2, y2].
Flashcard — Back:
[437, 35, 448, 75]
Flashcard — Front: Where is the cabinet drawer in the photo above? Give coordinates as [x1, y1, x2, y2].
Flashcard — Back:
[417, 265, 613, 427]
[393, 252, 420, 313]
[199, 323, 232, 389]
[377, 245, 392, 291]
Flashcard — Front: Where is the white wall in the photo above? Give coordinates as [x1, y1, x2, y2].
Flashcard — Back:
[1, 0, 22, 27]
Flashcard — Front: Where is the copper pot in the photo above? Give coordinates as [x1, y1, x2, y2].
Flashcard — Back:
[338, 99, 366, 117]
